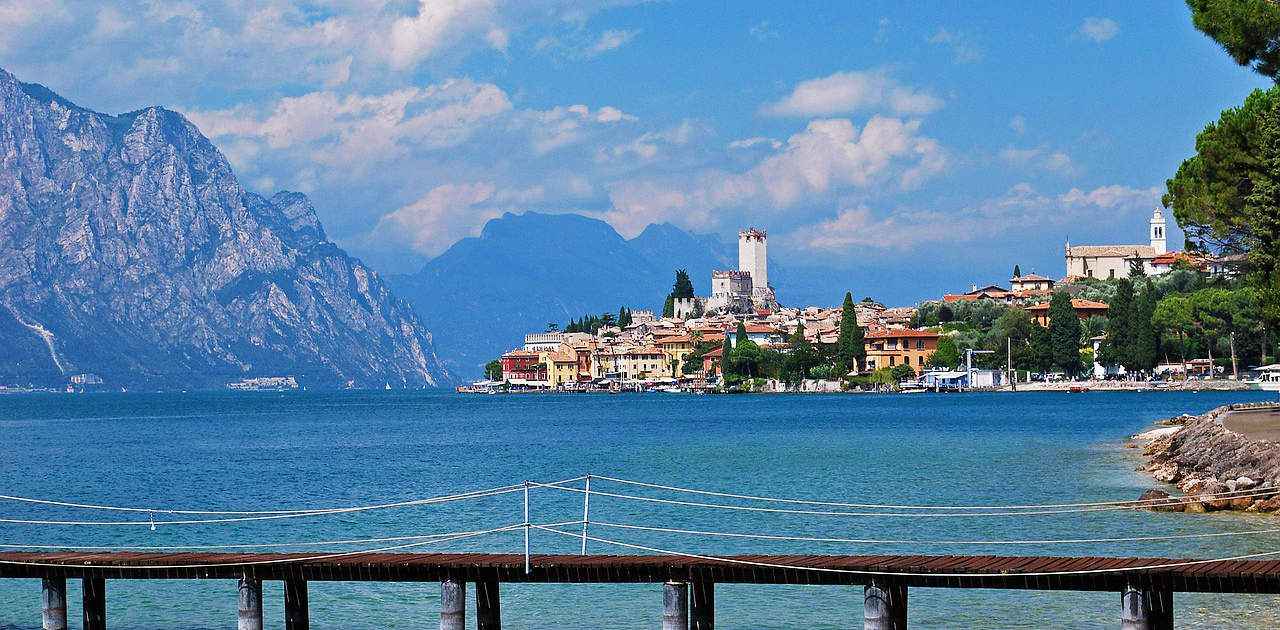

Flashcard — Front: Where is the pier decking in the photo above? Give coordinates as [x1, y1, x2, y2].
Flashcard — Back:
[5, 551, 1278, 629]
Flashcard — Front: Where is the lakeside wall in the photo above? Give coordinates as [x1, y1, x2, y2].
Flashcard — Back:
[1143, 402, 1280, 512]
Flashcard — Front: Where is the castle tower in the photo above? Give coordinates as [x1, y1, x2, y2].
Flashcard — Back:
[1149, 208, 1167, 255]
[738, 229, 768, 296]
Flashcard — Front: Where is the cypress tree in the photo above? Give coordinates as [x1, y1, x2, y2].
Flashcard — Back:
[735, 321, 749, 345]
[1013, 264, 1022, 278]
[1132, 283, 1161, 371]
[836, 292, 865, 374]
[1047, 292, 1083, 375]
[1103, 278, 1135, 370]
[662, 294, 675, 318]
[720, 330, 733, 376]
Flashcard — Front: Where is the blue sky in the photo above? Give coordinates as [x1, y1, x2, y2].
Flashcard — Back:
[1, 1, 1272, 305]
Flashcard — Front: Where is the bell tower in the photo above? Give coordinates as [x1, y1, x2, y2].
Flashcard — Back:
[1149, 208, 1167, 255]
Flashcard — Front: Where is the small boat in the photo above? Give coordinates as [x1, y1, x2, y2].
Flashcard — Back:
[899, 387, 927, 394]
[1068, 385, 1089, 393]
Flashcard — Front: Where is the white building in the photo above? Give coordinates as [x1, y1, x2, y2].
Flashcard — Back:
[704, 228, 777, 312]
[1064, 208, 1169, 280]
[524, 332, 565, 352]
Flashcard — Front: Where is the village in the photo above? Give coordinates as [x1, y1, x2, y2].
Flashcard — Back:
[468, 209, 1271, 394]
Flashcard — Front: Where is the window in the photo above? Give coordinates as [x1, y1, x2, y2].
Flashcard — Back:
[917, 340, 924, 350]
[889, 355, 896, 366]
[918, 356, 924, 366]
[1109, 269, 1115, 279]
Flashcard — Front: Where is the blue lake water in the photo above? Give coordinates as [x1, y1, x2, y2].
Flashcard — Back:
[0, 390, 1278, 628]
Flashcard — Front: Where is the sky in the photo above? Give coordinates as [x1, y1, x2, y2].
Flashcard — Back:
[1, 1, 1273, 306]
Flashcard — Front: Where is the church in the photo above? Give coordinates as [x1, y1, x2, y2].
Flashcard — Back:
[1064, 208, 1170, 280]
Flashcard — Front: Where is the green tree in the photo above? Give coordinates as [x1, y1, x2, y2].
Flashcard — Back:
[484, 359, 503, 381]
[1187, 0, 1280, 79]
[891, 363, 916, 381]
[1131, 283, 1161, 371]
[1153, 294, 1197, 370]
[928, 335, 962, 368]
[1246, 95, 1280, 330]
[1101, 279, 1135, 369]
[1029, 325, 1054, 373]
[735, 321, 749, 346]
[836, 292, 866, 374]
[719, 333, 733, 377]
[670, 269, 696, 299]
[1013, 264, 1022, 278]
[1047, 292, 1084, 375]
[782, 323, 819, 384]
[939, 303, 955, 322]
[662, 294, 675, 318]
[728, 339, 763, 378]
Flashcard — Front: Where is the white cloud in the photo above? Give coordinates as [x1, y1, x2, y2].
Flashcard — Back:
[386, 0, 501, 70]
[761, 69, 943, 117]
[999, 145, 1079, 177]
[188, 79, 514, 167]
[926, 27, 983, 63]
[1079, 17, 1119, 42]
[1009, 115, 1026, 136]
[728, 137, 782, 150]
[791, 183, 1163, 255]
[749, 20, 778, 41]
[589, 29, 639, 55]
[600, 115, 947, 236]
[370, 183, 503, 257]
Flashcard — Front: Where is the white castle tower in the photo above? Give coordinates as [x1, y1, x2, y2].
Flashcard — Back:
[738, 229, 768, 297]
[1149, 207, 1167, 255]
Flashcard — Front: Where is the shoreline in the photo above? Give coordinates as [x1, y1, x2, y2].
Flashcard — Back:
[1137, 402, 1280, 513]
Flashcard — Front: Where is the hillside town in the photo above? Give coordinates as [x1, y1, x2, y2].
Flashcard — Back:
[469, 209, 1271, 394]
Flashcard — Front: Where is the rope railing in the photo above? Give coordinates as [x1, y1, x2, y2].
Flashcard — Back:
[532, 523, 1280, 579]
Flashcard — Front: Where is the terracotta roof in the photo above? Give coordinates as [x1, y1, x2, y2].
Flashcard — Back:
[743, 324, 777, 333]
[502, 349, 540, 358]
[1025, 299, 1110, 311]
[1011, 273, 1052, 282]
[703, 346, 723, 358]
[658, 335, 693, 344]
[865, 329, 940, 340]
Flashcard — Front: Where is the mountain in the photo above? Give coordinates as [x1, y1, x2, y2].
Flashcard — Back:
[0, 68, 450, 389]
[391, 212, 733, 377]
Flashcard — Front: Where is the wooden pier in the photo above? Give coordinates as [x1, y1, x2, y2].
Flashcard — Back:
[6, 551, 1280, 628]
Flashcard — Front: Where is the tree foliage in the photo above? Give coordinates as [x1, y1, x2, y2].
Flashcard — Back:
[928, 335, 961, 368]
[1047, 292, 1084, 375]
[484, 359, 503, 381]
[836, 292, 865, 374]
[1187, 0, 1280, 79]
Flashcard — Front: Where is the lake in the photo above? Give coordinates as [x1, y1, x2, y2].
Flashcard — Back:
[1, 390, 1278, 628]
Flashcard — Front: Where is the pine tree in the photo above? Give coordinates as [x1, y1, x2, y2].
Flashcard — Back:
[1247, 99, 1280, 331]
[672, 269, 696, 299]
[836, 292, 865, 374]
[1047, 292, 1083, 375]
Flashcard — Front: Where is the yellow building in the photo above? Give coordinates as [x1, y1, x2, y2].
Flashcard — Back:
[656, 334, 695, 377]
[543, 346, 579, 388]
[618, 345, 667, 380]
[864, 329, 940, 373]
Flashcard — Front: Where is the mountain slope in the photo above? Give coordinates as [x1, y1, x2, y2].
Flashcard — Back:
[0, 68, 450, 389]
[391, 212, 732, 377]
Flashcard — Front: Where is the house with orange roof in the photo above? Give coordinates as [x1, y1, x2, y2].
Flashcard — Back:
[864, 329, 941, 373]
[1010, 273, 1054, 292]
[1024, 298, 1109, 327]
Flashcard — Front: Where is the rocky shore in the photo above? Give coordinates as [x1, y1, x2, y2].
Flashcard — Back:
[1139, 402, 1280, 513]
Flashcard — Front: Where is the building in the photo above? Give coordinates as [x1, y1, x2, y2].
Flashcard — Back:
[656, 334, 696, 376]
[524, 332, 564, 352]
[864, 329, 941, 373]
[618, 345, 667, 380]
[501, 349, 546, 383]
[544, 347, 579, 388]
[1064, 208, 1168, 279]
[1025, 298, 1109, 327]
[705, 228, 777, 313]
[739, 229, 770, 300]
[1010, 274, 1054, 292]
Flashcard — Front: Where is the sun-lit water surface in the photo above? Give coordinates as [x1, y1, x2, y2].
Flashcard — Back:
[0, 390, 1278, 629]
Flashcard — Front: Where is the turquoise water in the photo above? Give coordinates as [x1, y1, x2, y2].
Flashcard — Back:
[0, 390, 1278, 628]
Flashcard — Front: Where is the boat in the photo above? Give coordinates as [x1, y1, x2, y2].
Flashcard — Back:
[1246, 364, 1280, 391]
[1068, 385, 1089, 393]
[899, 387, 927, 394]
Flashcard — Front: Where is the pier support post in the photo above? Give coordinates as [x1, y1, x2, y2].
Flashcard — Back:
[284, 579, 309, 630]
[689, 581, 714, 630]
[441, 579, 466, 630]
[1121, 586, 1173, 630]
[475, 580, 501, 630]
[41, 577, 67, 630]
[663, 582, 689, 630]
[237, 577, 263, 630]
[864, 581, 907, 630]
[82, 577, 105, 630]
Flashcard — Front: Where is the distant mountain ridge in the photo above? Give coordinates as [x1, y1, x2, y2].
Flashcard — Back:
[0, 68, 451, 389]
[391, 212, 733, 377]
